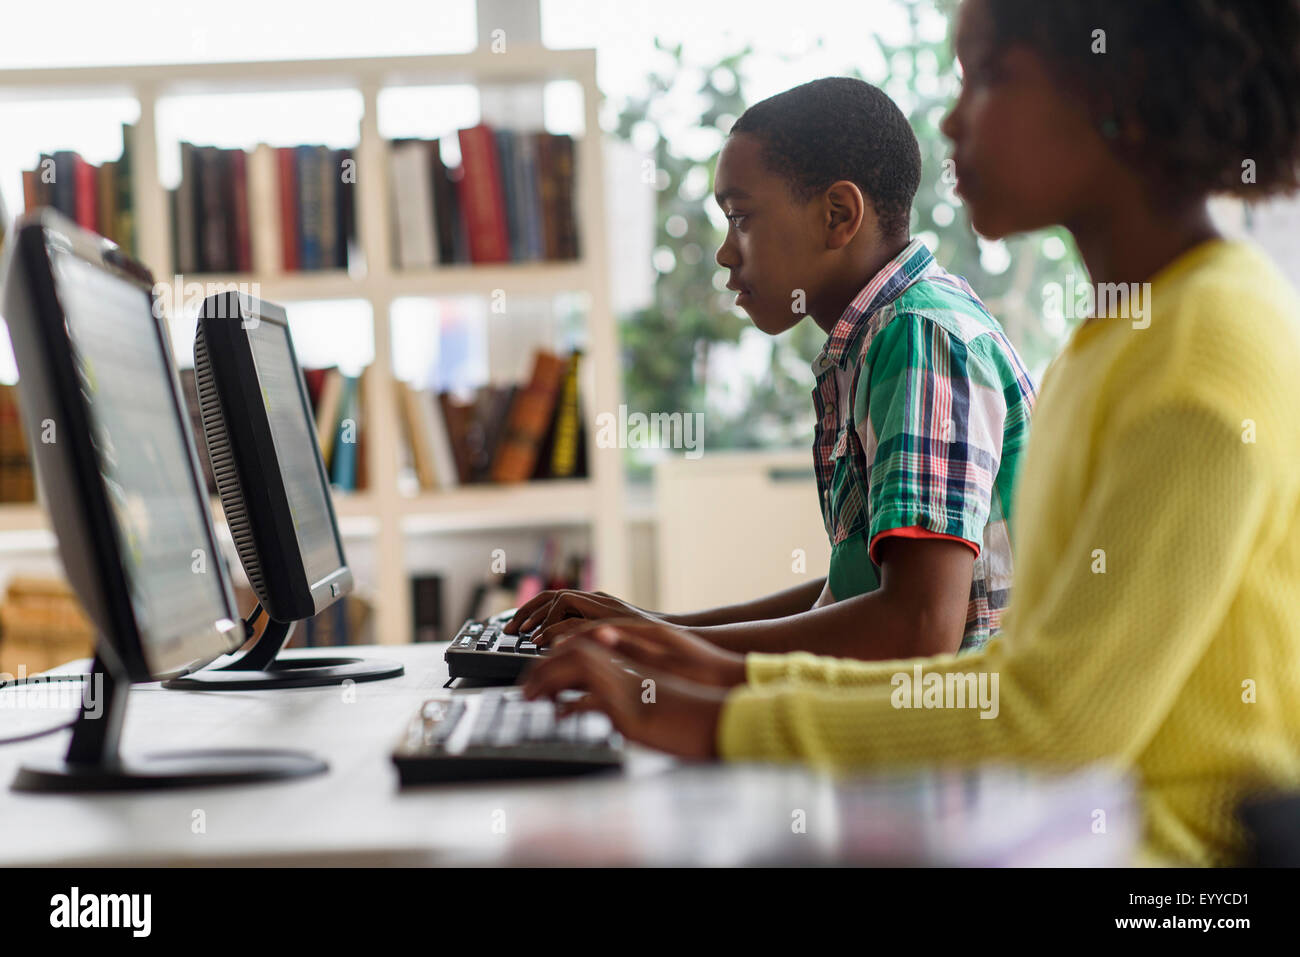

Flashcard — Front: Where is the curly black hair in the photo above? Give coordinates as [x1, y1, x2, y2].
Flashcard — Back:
[984, 0, 1300, 200]
[729, 77, 921, 239]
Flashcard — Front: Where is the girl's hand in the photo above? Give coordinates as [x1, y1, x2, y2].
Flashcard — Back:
[521, 629, 728, 760]
[563, 618, 748, 688]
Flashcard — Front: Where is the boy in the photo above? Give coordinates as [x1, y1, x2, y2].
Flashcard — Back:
[509, 77, 1035, 661]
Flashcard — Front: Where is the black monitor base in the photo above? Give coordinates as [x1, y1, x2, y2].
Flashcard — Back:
[162, 618, 404, 691]
[11, 654, 329, 794]
[13, 748, 327, 792]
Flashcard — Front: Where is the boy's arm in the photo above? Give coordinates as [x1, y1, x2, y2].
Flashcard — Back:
[507, 577, 826, 638]
[681, 536, 973, 657]
[661, 577, 827, 627]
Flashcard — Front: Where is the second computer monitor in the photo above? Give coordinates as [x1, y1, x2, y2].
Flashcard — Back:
[168, 291, 401, 690]
[194, 292, 351, 622]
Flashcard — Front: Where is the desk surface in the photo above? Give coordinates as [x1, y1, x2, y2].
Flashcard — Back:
[0, 644, 1137, 866]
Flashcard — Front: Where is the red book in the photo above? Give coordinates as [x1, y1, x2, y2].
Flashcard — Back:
[229, 150, 252, 273]
[73, 156, 98, 232]
[277, 147, 299, 272]
[455, 125, 510, 264]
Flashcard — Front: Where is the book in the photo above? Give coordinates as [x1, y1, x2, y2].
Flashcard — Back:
[115, 123, 136, 256]
[456, 124, 510, 263]
[437, 392, 475, 484]
[197, 146, 229, 272]
[429, 144, 458, 264]
[73, 154, 97, 232]
[176, 143, 198, 273]
[277, 146, 299, 271]
[314, 368, 346, 468]
[516, 132, 545, 260]
[335, 148, 355, 270]
[302, 367, 330, 410]
[248, 144, 281, 274]
[546, 350, 584, 478]
[329, 375, 360, 490]
[316, 146, 337, 272]
[229, 149, 252, 272]
[464, 384, 514, 482]
[397, 381, 438, 490]
[296, 145, 321, 270]
[96, 162, 117, 245]
[490, 350, 566, 482]
[389, 139, 438, 269]
[424, 390, 461, 490]
[495, 129, 521, 261]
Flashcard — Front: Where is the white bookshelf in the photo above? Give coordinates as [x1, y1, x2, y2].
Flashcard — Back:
[0, 47, 630, 645]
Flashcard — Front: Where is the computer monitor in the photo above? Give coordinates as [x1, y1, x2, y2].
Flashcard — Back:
[162, 292, 402, 689]
[1, 210, 327, 791]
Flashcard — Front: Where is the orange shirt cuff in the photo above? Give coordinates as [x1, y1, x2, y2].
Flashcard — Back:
[869, 525, 980, 564]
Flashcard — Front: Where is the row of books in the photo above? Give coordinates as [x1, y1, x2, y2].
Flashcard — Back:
[179, 365, 369, 495]
[0, 385, 36, 504]
[410, 537, 593, 643]
[396, 349, 587, 490]
[0, 575, 95, 676]
[389, 125, 579, 269]
[171, 143, 357, 275]
[302, 366, 369, 493]
[19, 123, 137, 255]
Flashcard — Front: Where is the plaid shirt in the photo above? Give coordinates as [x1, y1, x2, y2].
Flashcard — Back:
[812, 239, 1036, 652]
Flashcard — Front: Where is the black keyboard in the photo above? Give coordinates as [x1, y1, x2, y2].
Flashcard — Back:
[391, 692, 624, 785]
[444, 617, 547, 683]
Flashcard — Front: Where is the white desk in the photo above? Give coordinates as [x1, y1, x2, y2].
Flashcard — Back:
[0, 644, 1137, 866]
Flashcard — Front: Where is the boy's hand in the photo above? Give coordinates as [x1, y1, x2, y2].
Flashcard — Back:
[521, 629, 726, 760]
[561, 618, 748, 688]
[504, 589, 661, 640]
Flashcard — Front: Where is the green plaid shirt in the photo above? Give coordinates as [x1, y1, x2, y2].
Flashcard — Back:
[812, 239, 1036, 652]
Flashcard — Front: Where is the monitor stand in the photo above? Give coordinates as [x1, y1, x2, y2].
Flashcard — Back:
[12, 654, 328, 792]
[161, 618, 404, 691]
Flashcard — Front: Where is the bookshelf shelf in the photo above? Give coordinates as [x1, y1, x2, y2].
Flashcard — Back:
[0, 47, 629, 645]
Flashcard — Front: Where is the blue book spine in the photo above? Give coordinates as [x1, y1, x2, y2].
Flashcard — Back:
[296, 145, 320, 270]
[519, 133, 544, 261]
[495, 130, 521, 262]
[329, 376, 359, 490]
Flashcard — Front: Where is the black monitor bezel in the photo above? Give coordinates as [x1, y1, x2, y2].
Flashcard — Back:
[196, 292, 352, 623]
[1, 210, 243, 682]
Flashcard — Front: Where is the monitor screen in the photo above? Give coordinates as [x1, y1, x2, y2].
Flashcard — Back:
[246, 319, 345, 588]
[48, 245, 234, 664]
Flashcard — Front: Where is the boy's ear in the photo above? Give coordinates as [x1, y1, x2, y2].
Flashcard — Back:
[824, 180, 867, 249]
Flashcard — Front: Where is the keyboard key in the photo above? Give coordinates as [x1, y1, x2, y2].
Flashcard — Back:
[497, 635, 518, 653]
[517, 641, 537, 655]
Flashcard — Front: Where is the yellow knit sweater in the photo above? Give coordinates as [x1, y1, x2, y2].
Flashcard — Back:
[719, 240, 1300, 865]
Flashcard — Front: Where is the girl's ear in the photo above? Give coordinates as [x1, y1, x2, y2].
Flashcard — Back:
[824, 180, 867, 249]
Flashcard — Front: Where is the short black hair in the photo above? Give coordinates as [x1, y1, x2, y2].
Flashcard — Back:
[984, 0, 1300, 200]
[730, 77, 921, 239]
